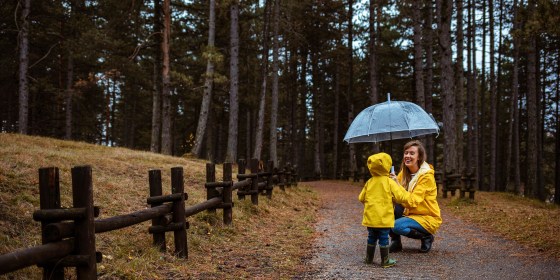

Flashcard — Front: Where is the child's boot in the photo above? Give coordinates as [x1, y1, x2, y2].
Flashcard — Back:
[379, 245, 396, 268]
[365, 244, 376, 264]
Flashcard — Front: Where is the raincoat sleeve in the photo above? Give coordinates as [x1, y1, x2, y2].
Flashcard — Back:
[397, 176, 430, 208]
[389, 179, 410, 203]
[358, 182, 368, 203]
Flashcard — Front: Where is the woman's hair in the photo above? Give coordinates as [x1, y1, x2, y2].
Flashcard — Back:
[399, 140, 426, 188]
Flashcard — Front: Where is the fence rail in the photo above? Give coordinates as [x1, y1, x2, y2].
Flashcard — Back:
[0, 158, 298, 279]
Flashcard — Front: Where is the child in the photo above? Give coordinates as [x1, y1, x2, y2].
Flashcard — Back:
[358, 152, 409, 268]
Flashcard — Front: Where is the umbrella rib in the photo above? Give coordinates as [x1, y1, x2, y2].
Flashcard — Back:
[397, 101, 413, 138]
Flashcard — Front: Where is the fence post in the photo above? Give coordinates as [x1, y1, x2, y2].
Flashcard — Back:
[293, 164, 299, 185]
[237, 159, 246, 200]
[206, 163, 217, 214]
[222, 163, 233, 225]
[286, 163, 292, 187]
[38, 167, 64, 280]
[171, 167, 187, 258]
[250, 158, 259, 205]
[265, 161, 274, 199]
[71, 166, 97, 280]
[276, 166, 285, 192]
[149, 169, 166, 252]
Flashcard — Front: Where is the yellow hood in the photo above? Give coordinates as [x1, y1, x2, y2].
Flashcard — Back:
[367, 152, 392, 177]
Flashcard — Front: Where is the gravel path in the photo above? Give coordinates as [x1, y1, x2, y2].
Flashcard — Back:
[296, 180, 560, 280]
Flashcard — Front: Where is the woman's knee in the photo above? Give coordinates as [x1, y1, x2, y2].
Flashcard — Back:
[392, 219, 410, 235]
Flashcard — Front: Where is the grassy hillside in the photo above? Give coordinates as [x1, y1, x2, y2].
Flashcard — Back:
[440, 191, 560, 259]
[0, 133, 319, 279]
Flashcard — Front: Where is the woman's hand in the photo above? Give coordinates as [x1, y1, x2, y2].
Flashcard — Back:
[389, 173, 398, 182]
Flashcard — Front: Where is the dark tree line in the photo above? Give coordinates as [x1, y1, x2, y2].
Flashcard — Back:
[1, 0, 559, 203]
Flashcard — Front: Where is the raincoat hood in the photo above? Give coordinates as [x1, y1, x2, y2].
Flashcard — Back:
[367, 152, 392, 176]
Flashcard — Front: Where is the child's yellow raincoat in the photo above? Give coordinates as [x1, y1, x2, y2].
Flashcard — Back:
[359, 153, 409, 228]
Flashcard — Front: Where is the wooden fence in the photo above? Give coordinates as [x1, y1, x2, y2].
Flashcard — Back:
[0, 158, 297, 279]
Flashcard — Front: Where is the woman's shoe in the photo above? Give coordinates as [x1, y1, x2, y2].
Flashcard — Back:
[420, 234, 434, 253]
[389, 233, 402, 253]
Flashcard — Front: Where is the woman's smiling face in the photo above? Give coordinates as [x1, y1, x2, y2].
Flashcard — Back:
[403, 145, 420, 172]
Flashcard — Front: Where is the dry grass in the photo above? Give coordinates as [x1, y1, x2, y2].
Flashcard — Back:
[439, 191, 560, 259]
[0, 133, 319, 279]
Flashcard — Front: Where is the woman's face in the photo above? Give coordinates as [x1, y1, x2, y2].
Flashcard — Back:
[403, 145, 420, 172]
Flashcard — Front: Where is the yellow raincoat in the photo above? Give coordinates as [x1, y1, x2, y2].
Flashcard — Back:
[395, 161, 442, 234]
[358, 153, 410, 228]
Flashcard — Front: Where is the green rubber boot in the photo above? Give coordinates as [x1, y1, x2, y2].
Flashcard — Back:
[380, 245, 397, 268]
[365, 244, 376, 264]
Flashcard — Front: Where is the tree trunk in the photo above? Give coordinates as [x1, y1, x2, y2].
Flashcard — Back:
[192, 0, 217, 157]
[347, 0, 357, 173]
[150, 0, 163, 153]
[526, 0, 538, 198]
[18, 0, 30, 135]
[253, 0, 271, 160]
[471, 0, 480, 191]
[296, 47, 308, 174]
[225, 1, 240, 163]
[65, 54, 73, 140]
[333, 59, 340, 178]
[424, 0, 435, 165]
[413, 0, 424, 108]
[489, 0, 497, 192]
[160, 0, 172, 155]
[438, 0, 457, 174]
[466, 0, 473, 169]
[311, 52, 321, 178]
[479, 0, 487, 191]
[369, 1, 379, 105]
[269, 0, 280, 166]
[537, 42, 545, 201]
[456, 0, 465, 172]
[507, 0, 521, 193]
[555, 48, 560, 204]
[496, 0, 505, 190]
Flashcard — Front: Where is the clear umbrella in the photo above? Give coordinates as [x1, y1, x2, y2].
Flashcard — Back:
[343, 94, 439, 144]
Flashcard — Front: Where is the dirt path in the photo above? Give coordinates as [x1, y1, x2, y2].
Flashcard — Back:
[296, 180, 560, 279]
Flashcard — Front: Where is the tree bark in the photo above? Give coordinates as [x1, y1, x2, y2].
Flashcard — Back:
[160, 0, 172, 155]
[438, 0, 457, 174]
[413, 0, 424, 108]
[253, 0, 271, 160]
[555, 48, 560, 204]
[526, 0, 538, 197]
[479, 0, 487, 191]
[456, 0, 465, 172]
[424, 0, 435, 165]
[507, 0, 521, 193]
[269, 0, 280, 166]
[226, 1, 240, 163]
[489, 0, 497, 192]
[18, 0, 30, 135]
[150, 0, 163, 153]
[192, 0, 217, 157]
[369, 1, 379, 105]
[347, 0, 357, 173]
[333, 59, 340, 178]
[65, 54, 73, 140]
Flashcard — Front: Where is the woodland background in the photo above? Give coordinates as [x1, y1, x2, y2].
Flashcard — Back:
[1, 0, 559, 203]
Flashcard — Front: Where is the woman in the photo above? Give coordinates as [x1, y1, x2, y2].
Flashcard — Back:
[389, 140, 442, 253]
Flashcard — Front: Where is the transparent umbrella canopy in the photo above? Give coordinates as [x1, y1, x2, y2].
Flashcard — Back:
[343, 96, 439, 144]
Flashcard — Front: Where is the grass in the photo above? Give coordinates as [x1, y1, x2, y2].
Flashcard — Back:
[0, 133, 319, 279]
[439, 191, 560, 259]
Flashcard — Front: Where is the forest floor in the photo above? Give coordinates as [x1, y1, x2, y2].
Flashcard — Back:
[294, 180, 560, 279]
